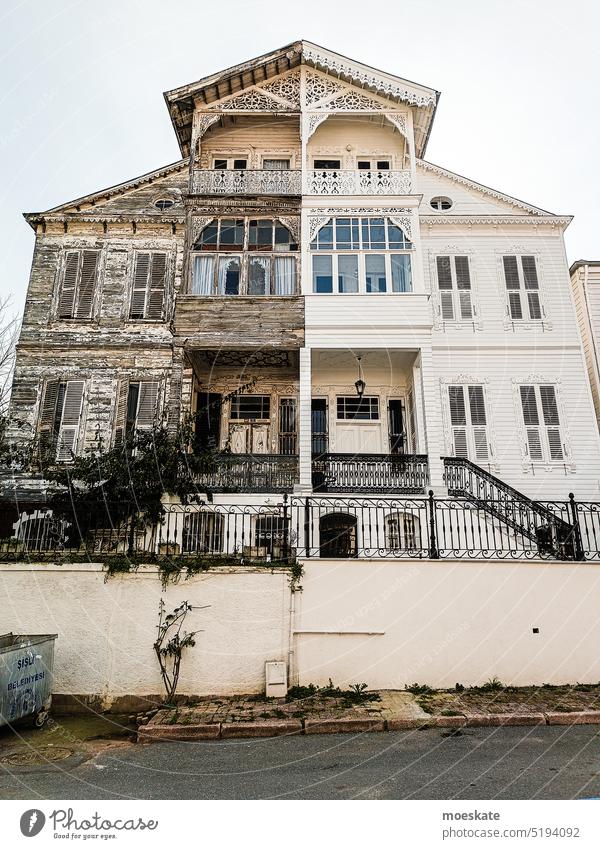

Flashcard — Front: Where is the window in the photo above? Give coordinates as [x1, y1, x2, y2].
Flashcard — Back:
[57, 250, 100, 319]
[191, 218, 297, 296]
[263, 158, 290, 170]
[254, 516, 290, 557]
[436, 255, 473, 321]
[448, 384, 489, 462]
[430, 196, 453, 211]
[337, 396, 379, 420]
[503, 255, 543, 321]
[357, 159, 390, 170]
[154, 198, 174, 211]
[278, 399, 297, 454]
[387, 512, 421, 550]
[213, 157, 247, 169]
[130, 252, 168, 319]
[39, 379, 85, 461]
[519, 385, 564, 461]
[313, 159, 341, 169]
[311, 399, 328, 455]
[311, 217, 412, 294]
[230, 395, 270, 420]
[114, 381, 159, 445]
[182, 512, 223, 554]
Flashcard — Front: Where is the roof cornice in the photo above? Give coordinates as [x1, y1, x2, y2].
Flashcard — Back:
[420, 215, 572, 227]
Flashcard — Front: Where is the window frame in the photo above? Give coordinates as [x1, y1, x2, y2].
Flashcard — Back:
[336, 395, 380, 421]
[518, 383, 565, 464]
[212, 156, 248, 170]
[38, 378, 86, 462]
[434, 254, 475, 322]
[502, 254, 545, 323]
[446, 383, 490, 463]
[128, 250, 170, 322]
[55, 248, 101, 321]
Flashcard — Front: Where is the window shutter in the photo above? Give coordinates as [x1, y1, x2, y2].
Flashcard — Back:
[136, 381, 159, 430]
[526, 429, 544, 460]
[521, 256, 538, 288]
[147, 253, 167, 320]
[58, 252, 80, 318]
[39, 381, 60, 430]
[436, 256, 452, 288]
[454, 256, 470, 287]
[113, 381, 129, 446]
[440, 291, 455, 320]
[449, 386, 468, 458]
[468, 386, 488, 461]
[540, 385, 563, 460]
[56, 380, 84, 461]
[508, 291, 523, 320]
[75, 250, 99, 319]
[527, 291, 542, 320]
[503, 256, 520, 288]
[130, 253, 150, 319]
[520, 385, 543, 460]
[458, 290, 473, 320]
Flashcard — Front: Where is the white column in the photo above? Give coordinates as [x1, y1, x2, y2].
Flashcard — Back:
[297, 346, 312, 491]
[415, 347, 445, 491]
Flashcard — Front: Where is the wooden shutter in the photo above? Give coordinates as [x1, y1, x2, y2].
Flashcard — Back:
[147, 253, 167, 320]
[449, 386, 468, 458]
[503, 256, 522, 319]
[540, 385, 563, 460]
[455, 256, 473, 320]
[39, 380, 60, 450]
[136, 381, 159, 430]
[57, 252, 80, 318]
[520, 385, 543, 460]
[56, 380, 84, 461]
[113, 381, 129, 446]
[468, 385, 488, 461]
[75, 250, 99, 319]
[436, 256, 454, 320]
[130, 253, 150, 319]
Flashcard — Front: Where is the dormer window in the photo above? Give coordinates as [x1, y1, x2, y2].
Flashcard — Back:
[191, 218, 298, 296]
[213, 157, 247, 170]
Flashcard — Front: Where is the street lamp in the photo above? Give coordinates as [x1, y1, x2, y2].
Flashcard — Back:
[354, 355, 366, 398]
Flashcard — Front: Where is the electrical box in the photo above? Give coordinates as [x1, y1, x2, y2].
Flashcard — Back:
[265, 661, 287, 698]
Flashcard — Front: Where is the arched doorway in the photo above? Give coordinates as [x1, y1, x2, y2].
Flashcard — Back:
[319, 512, 358, 558]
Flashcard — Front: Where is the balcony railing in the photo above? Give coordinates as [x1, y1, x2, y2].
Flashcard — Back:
[193, 453, 298, 493]
[312, 453, 429, 494]
[307, 169, 412, 195]
[193, 169, 302, 195]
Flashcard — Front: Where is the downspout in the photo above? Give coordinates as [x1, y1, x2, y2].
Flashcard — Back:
[287, 583, 297, 686]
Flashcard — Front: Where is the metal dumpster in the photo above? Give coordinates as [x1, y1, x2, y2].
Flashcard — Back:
[0, 633, 57, 728]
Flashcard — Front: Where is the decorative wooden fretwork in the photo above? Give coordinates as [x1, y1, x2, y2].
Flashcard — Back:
[218, 89, 292, 112]
[260, 71, 301, 107]
[193, 170, 302, 195]
[307, 170, 411, 195]
[196, 114, 221, 139]
[276, 216, 300, 244]
[316, 90, 386, 111]
[305, 71, 345, 105]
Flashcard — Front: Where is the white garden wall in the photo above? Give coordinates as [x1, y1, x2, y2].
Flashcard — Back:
[0, 564, 290, 707]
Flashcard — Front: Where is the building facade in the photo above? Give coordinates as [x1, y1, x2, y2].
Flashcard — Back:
[570, 260, 600, 434]
[5, 41, 600, 558]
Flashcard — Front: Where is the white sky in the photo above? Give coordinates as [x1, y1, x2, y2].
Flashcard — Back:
[1, 0, 599, 314]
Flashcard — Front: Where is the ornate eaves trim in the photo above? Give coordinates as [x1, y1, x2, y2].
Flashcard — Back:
[420, 215, 572, 227]
[418, 159, 554, 216]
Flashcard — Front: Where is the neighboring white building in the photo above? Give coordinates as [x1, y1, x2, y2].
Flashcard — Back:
[570, 260, 600, 434]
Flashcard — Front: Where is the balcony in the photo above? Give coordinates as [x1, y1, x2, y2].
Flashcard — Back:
[193, 453, 298, 493]
[307, 169, 412, 195]
[193, 169, 302, 195]
[312, 453, 429, 494]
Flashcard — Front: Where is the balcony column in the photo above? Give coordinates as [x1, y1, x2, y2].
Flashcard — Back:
[296, 347, 313, 491]
[414, 347, 445, 491]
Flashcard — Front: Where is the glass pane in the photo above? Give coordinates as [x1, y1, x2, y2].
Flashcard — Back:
[313, 255, 333, 293]
[387, 223, 407, 249]
[233, 159, 247, 169]
[338, 255, 359, 293]
[275, 224, 295, 250]
[274, 257, 296, 295]
[314, 159, 341, 169]
[365, 255, 386, 293]
[248, 256, 271, 295]
[317, 224, 333, 250]
[263, 159, 290, 170]
[370, 218, 386, 248]
[214, 159, 227, 170]
[220, 219, 244, 249]
[391, 255, 412, 292]
[248, 219, 273, 249]
[192, 255, 214, 295]
[377, 160, 390, 170]
[217, 256, 240, 295]
[357, 161, 371, 170]
[335, 223, 352, 248]
[197, 222, 217, 247]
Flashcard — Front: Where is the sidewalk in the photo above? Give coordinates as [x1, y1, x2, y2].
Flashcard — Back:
[138, 683, 600, 742]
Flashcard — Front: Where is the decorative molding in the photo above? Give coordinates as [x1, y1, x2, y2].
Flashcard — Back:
[303, 46, 437, 107]
[196, 114, 221, 139]
[307, 215, 331, 241]
[260, 70, 301, 107]
[305, 71, 344, 106]
[315, 90, 386, 111]
[277, 216, 300, 244]
[310, 206, 413, 216]
[421, 216, 572, 226]
[217, 89, 293, 112]
[389, 215, 413, 242]
[307, 113, 329, 137]
[190, 216, 215, 244]
[384, 113, 408, 137]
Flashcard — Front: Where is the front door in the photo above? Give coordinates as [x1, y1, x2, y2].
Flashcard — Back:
[332, 423, 383, 454]
[319, 513, 358, 558]
[229, 423, 270, 454]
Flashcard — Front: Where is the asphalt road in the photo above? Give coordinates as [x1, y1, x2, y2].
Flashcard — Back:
[1, 726, 600, 800]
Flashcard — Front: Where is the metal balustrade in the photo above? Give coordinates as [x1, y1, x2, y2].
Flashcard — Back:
[3, 491, 599, 562]
[192, 453, 298, 493]
[312, 453, 428, 494]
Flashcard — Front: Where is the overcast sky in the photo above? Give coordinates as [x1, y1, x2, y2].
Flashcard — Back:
[1, 0, 598, 314]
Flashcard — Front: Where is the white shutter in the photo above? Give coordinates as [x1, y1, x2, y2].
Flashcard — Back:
[436, 256, 454, 320]
[130, 253, 150, 319]
[440, 291, 454, 320]
[136, 381, 159, 430]
[453, 428, 469, 458]
[459, 290, 473, 320]
[526, 429, 544, 460]
[520, 385, 543, 460]
[449, 386, 468, 458]
[540, 385, 563, 460]
[75, 250, 99, 319]
[468, 386, 488, 461]
[56, 380, 84, 461]
[57, 252, 80, 318]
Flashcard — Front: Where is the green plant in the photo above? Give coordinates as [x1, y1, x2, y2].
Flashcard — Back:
[286, 684, 317, 702]
[153, 600, 206, 704]
[440, 709, 464, 717]
[478, 676, 504, 693]
[454, 683, 465, 692]
[405, 683, 435, 695]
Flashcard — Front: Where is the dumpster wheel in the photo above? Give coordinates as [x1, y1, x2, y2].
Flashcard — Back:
[34, 710, 49, 729]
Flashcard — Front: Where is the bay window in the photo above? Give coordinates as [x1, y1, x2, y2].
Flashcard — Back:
[311, 217, 413, 294]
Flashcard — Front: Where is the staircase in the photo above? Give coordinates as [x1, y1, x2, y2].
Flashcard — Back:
[442, 457, 578, 559]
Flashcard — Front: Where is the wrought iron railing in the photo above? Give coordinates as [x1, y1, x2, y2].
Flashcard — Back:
[193, 169, 302, 195]
[307, 169, 412, 195]
[193, 453, 298, 493]
[312, 453, 428, 494]
[2, 492, 599, 562]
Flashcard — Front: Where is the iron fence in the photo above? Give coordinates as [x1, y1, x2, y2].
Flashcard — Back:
[1, 492, 600, 562]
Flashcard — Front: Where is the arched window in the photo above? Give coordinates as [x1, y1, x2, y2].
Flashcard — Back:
[310, 217, 412, 294]
[386, 511, 421, 551]
[319, 512, 358, 558]
[191, 218, 298, 296]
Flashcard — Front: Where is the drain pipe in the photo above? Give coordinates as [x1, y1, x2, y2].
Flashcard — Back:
[287, 581, 298, 687]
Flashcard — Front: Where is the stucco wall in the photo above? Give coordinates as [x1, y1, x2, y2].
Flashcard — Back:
[0, 564, 290, 707]
[294, 559, 600, 690]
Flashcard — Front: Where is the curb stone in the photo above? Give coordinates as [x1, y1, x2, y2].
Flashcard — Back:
[545, 711, 600, 725]
[386, 717, 435, 730]
[138, 723, 221, 743]
[221, 720, 302, 738]
[464, 713, 546, 727]
[304, 718, 385, 735]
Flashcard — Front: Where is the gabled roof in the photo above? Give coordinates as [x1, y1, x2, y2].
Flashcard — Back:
[24, 159, 188, 225]
[164, 40, 440, 158]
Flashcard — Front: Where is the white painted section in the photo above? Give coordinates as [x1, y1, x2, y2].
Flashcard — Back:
[295, 558, 600, 689]
[0, 564, 289, 704]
